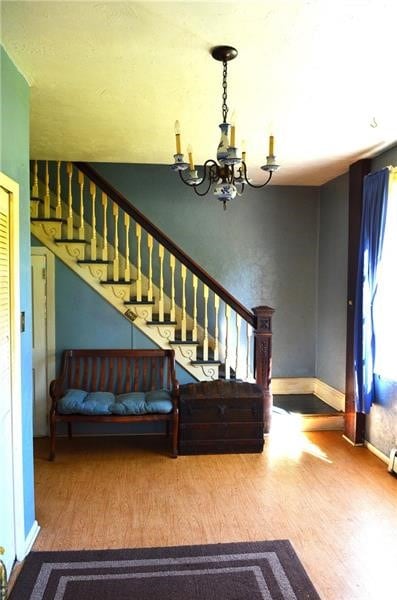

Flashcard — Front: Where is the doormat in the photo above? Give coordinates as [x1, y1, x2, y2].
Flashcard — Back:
[10, 539, 321, 599]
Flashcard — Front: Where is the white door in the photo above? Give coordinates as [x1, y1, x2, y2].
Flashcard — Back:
[32, 254, 48, 436]
[0, 186, 16, 576]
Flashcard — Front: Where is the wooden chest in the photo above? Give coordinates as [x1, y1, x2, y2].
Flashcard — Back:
[178, 380, 268, 455]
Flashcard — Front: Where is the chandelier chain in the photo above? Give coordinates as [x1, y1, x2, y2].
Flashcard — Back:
[222, 60, 228, 123]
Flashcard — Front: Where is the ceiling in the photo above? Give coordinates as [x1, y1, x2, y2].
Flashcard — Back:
[1, 0, 396, 185]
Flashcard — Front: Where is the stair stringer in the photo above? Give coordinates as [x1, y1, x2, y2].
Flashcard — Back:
[31, 219, 220, 381]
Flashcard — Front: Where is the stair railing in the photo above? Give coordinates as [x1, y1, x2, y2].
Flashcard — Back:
[31, 160, 274, 392]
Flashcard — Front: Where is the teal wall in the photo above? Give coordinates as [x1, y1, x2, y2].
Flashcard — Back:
[316, 173, 349, 391]
[92, 163, 320, 378]
[0, 47, 34, 538]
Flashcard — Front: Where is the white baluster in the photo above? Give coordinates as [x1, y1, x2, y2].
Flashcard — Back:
[181, 265, 187, 341]
[56, 161, 62, 218]
[113, 203, 119, 281]
[147, 234, 153, 301]
[235, 313, 242, 379]
[90, 182, 97, 261]
[214, 294, 220, 361]
[203, 284, 209, 361]
[102, 193, 108, 261]
[136, 223, 142, 301]
[66, 162, 73, 239]
[192, 275, 198, 341]
[170, 255, 176, 322]
[78, 171, 85, 240]
[158, 244, 164, 321]
[224, 304, 232, 379]
[246, 322, 253, 381]
[44, 160, 50, 218]
[124, 213, 131, 281]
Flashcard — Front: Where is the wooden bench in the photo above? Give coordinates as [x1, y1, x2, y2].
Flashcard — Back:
[49, 349, 179, 459]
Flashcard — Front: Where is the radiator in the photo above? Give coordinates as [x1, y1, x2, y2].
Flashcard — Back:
[388, 448, 397, 475]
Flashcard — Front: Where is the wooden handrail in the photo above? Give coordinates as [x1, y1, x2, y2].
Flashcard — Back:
[74, 162, 255, 327]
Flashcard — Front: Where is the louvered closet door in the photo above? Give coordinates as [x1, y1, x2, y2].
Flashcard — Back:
[0, 186, 16, 576]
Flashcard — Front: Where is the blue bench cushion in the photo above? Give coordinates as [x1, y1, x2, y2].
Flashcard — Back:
[57, 389, 173, 415]
[109, 392, 147, 415]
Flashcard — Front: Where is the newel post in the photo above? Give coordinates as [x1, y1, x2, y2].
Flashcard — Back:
[253, 305, 275, 433]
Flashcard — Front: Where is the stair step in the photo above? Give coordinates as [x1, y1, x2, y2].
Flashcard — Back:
[147, 319, 177, 325]
[55, 238, 88, 244]
[191, 359, 222, 366]
[124, 298, 155, 305]
[170, 339, 199, 345]
[78, 259, 112, 264]
[102, 279, 133, 285]
[31, 217, 65, 223]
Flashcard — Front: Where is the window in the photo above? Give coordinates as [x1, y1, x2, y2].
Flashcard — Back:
[373, 168, 397, 380]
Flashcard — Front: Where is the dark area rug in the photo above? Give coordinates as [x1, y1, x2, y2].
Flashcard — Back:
[10, 540, 321, 599]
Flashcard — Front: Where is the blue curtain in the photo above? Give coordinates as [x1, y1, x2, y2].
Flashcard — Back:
[354, 168, 389, 413]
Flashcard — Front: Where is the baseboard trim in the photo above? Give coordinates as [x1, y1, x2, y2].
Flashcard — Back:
[364, 441, 389, 464]
[342, 434, 362, 446]
[272, 377, 345, 412]
[271, 377, 315, 395]
[22, 520, 40, 559]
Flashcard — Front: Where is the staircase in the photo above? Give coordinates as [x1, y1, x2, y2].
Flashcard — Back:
[30, 160, 274, 386]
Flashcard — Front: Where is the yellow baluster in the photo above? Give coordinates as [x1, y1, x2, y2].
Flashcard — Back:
[56, 160, 62, 218]
[192, 275, 198, 342]
[78, 171, 85, 240]
[136, 223, 142, 301]
[102, 193, 108, 261]
[147, 234, 153, 301]
[44, 160, 50, 218]
[158, 244, 164, 321]
[124, 213, 130, 281]
[113, 203, 119, 281]
[203, 284, 209, 361]
[90, 181, 97, 261]
[214, 294, 220, 361]
[170, 254, 176, 321]
[31, 160, 39, 198]
[66, 162, 74, 239]
[181, 265, 187, 341]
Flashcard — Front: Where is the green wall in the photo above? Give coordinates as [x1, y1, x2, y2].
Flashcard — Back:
[0, 47, 35, 538]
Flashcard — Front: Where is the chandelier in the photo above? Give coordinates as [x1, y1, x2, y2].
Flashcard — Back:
[171, 45, 279, 209]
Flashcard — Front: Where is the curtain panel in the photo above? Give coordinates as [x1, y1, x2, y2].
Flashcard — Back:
[353, 168, 389, 414]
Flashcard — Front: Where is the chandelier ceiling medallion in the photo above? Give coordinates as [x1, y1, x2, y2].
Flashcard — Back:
[171, 45, 279, 209]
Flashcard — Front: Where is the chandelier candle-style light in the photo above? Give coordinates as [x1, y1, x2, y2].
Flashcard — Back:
[171, 46, 279, 209]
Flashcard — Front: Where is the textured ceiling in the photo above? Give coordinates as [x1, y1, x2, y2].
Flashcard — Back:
[1, 0, 396, 185]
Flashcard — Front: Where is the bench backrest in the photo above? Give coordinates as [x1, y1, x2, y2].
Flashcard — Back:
[58, 349, 177, 394]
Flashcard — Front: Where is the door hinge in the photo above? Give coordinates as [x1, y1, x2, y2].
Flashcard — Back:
[42, 267, 46, 280]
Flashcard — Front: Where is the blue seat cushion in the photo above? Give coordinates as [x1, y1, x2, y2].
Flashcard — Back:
[145, 389, 173, 414]
[57, 389, 89, 414]
[110, 392, 147, 415]
[57, 389, 173, 415]
[77, 391, 115, 415]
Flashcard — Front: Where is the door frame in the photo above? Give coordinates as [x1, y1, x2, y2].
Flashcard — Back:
[0, 172, 25, 561]
[31, 246, 56, 435]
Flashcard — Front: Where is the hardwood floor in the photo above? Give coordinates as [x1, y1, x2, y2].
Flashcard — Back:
[31, 429, 397, 600]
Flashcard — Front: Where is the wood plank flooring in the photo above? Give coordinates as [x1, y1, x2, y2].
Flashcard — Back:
[31, 430, 397, 600]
